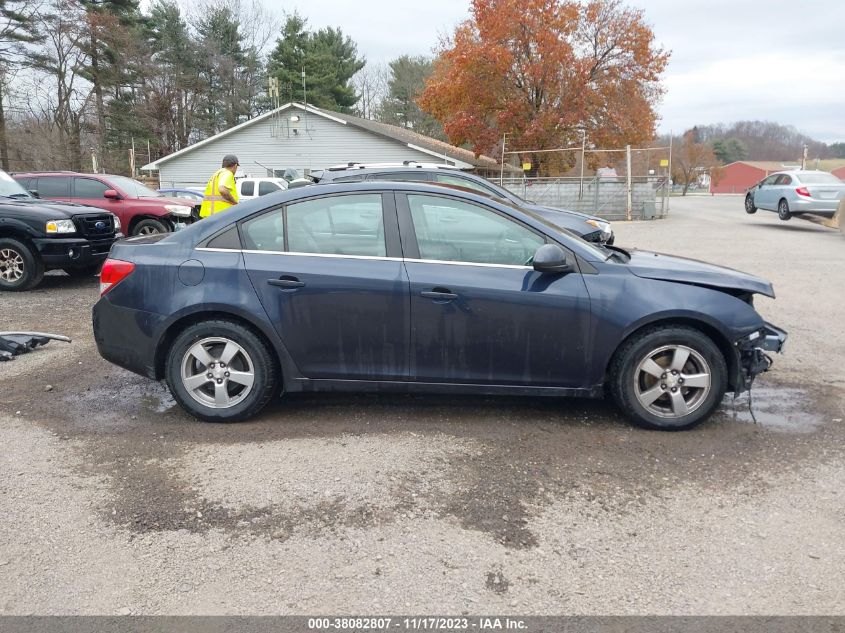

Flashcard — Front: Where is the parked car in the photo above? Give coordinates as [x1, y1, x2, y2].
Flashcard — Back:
[236, 177, 289, 201]
[0, 170, 121, 290]
[158, 188, 204, 221]
[13, 172, 195, 236]
[93, 181, 786, 430]
[311, 163, 614, 244]
[745, 170, 845, 220]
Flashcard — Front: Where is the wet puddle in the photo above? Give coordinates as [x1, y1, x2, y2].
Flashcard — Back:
[717, 385, 828, 433]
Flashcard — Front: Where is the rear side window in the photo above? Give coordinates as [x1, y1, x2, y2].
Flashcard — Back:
[288, 194, 386, 257]
[240, 180, 255, 196]
[74, 177, 109, 198]
[242, 209, 284, 252]
[37, 176, 70, 198]
[331, 175, 365, 183]
[258, 181, 281, 196]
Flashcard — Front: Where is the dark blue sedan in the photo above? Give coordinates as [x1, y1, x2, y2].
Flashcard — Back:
[92, 182, 786, 430]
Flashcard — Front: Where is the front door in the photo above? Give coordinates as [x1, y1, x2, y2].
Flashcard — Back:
[242, 192, 409, 381]
[73, 176, 124, 223]
[399, 193, 591, 387]
[755, 174, 780, 210]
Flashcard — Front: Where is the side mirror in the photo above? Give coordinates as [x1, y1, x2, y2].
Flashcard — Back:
[104, 189, 121, 200]
[28, 189, 40, 198]
[532, 244, 572, 274]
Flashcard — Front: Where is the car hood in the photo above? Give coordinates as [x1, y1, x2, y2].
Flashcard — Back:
[0, 197, 110, 218]
[521, 202, 602, 223]
[139, 196, 194, 206]
[626, 249, 775, 298]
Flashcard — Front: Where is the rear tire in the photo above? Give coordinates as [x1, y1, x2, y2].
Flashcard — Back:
[744, 195, 757, 214]
[165, 319, 280, 422]
[0, 237, 44, 291]
[778, 199, 792, 221]
[609, 325, 727, 431]
[132, 218, 170, 236]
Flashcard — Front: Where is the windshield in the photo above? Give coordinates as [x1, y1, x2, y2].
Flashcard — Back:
[109, 175, 162, 198]
[796, 172, 842, 185]
[0, 171, 33, 198]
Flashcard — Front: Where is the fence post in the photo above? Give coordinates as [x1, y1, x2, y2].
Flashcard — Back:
[626, 144, 632, 221]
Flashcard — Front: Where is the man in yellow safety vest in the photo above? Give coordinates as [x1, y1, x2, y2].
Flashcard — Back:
[199, 154, 240, 218]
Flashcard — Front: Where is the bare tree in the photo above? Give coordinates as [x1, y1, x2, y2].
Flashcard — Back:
[352, 62, 388, 120]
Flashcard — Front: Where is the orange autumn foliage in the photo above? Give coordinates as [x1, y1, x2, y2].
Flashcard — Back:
[419, 0, 670, 169]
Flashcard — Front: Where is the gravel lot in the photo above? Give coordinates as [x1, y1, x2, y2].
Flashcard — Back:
[1, 195, 843, 615]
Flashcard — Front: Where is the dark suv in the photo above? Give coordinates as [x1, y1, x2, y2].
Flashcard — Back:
[0, 170, 121, 290]
[13, 172, 195, 236]
[312, 163, 614, 243]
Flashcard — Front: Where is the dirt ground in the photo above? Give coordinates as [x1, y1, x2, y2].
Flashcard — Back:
[1, 195, 843, 615]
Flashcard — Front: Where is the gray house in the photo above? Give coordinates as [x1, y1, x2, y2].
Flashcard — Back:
[143, 102, 503, 187]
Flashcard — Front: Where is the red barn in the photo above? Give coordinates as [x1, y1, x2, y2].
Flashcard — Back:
[710, 161, 801, 194]
[832, 165, 845, 181]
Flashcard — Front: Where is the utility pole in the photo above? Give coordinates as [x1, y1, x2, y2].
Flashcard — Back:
[801, 144, 808, 170]
[499, 133, 507, 185]
[625, 144, 633, 221]
[667, 132, 673, 213]
[578, 129, 587, 200]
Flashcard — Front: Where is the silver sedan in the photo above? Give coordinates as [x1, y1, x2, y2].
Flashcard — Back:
[745, 170, 845, 220]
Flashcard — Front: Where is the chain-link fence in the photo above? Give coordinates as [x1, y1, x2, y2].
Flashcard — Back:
[499, 143, 672, 220]
[501, 176, 669, 221]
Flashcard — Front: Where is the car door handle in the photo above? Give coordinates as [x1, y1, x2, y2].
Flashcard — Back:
[268, 276, 305, 289]
[420, 288, 458, 301]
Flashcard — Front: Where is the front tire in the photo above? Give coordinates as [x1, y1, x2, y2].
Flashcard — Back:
[165, 319, 279, 422]
[132, 218, 170, 236]
[778, 199, 792, 221]
[745, 195, 757, 214]
[609, 325, 727, 431]
[0, 237, 44, 291]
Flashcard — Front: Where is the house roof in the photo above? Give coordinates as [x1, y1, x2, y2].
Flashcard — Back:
[725, 160, 802, 172]
[142, 103, 506, 172]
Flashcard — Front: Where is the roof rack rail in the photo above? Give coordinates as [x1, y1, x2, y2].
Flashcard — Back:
[325, 161, 465, 172]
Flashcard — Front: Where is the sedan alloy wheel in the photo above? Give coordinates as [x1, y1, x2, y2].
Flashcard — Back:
[180, 337, 256, 409]
[634, 344, 712, 419]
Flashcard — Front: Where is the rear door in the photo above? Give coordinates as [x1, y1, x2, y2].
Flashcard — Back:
[242, 191, 410, 381]
[398, 192, 591, 387]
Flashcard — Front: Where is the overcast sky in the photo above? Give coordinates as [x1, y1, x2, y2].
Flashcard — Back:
[278, 0, 845, 143]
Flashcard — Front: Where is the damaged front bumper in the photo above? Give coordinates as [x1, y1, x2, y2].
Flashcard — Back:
[734, 322, 788, 392]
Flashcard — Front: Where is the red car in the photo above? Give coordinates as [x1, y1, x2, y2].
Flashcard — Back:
[13, 172, 195, 236]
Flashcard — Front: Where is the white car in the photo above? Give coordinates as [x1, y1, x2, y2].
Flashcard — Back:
[236, 177, 288, 201]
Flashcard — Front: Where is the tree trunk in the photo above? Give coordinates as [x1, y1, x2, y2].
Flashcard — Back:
[90, 31, 107, 171]
[0, 79, 9, 171]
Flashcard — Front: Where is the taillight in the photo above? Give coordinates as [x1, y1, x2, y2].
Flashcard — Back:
[99, 258, 135, 295]
[796, 187, 811, 197]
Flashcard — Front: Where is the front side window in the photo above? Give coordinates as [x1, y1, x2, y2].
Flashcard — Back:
[37, 176, 70, 198]
[775, 175, 792, 185]
[288, 194, 386, 257]
[407, 194, 545, 266]
[74, 177, 109, 198]
[762, 175, 780, 186]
